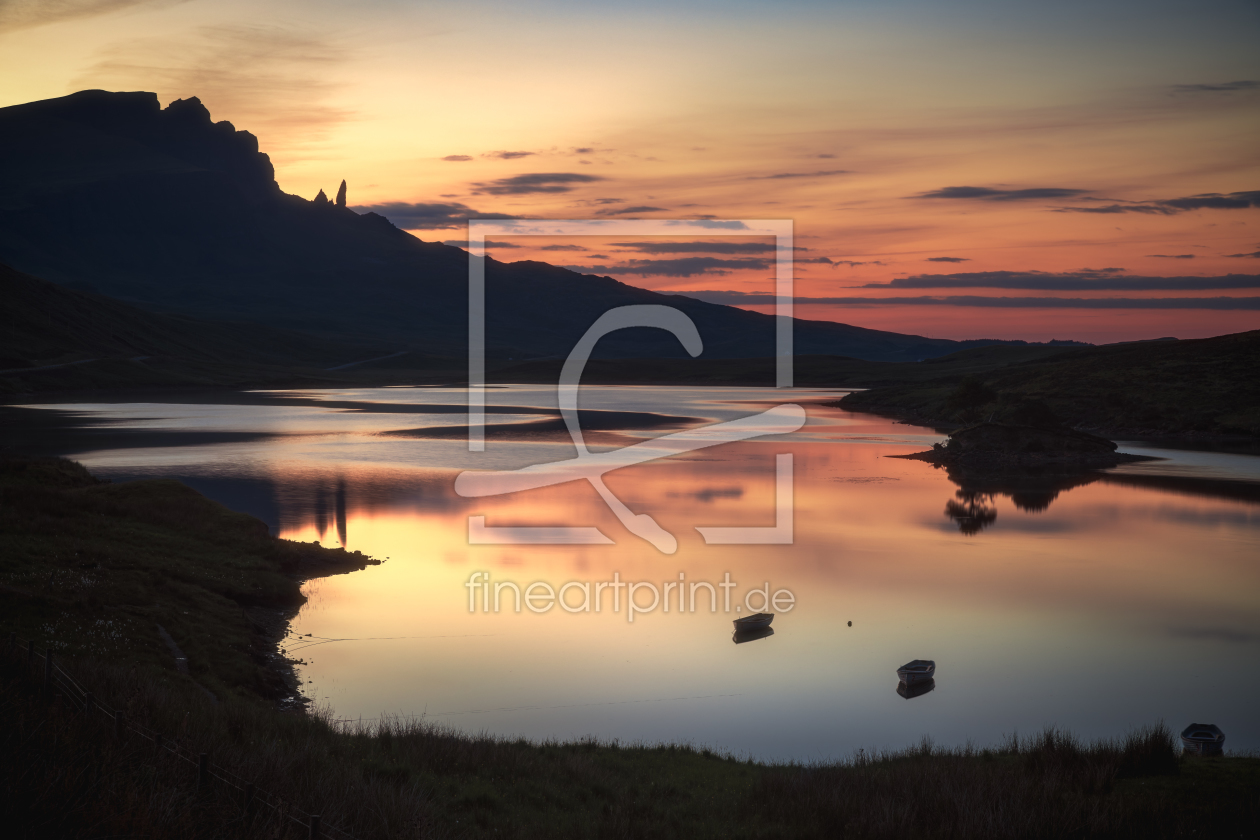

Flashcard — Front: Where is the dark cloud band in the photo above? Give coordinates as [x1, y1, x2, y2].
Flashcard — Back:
[609, 241, 786, 254]
[753, 169, 850, 180]
[917, 186, 1089, 201]
[350, 201, 518, 229]
[862, 270, 1260, 291]
[472, 173, 605, 195]
[595, 205, 668, 216]
[442, 239, 522, 249]
[1060, 191, 1260, 215]
[566, 257, 773, 277]
[678, 290, 1260, 309]
[1169, 80, 1258, 93]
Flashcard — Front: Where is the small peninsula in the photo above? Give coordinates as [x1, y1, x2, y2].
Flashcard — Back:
[895, 421, 1156, 469]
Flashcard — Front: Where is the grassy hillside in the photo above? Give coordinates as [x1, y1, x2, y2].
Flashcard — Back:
[0, 456, 377, 701]
[0, 261, 387, 370]
[837, 330, 1260, 437]
[0, 262, 474, 393]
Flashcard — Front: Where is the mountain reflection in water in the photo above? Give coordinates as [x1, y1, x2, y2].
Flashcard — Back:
[944, 492, 1000, 535]
[939, 467, 1106, 535]
[937, 460, 1260, 536]
[12, 386, 1260, 760]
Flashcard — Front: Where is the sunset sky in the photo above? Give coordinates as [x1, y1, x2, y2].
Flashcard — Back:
[2, 0, 1258, 343]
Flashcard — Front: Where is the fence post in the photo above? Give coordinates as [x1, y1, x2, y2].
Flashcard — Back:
[198, 753, 208, 790]
[310, 814, 320, 840]
[6, 631, 12, 658]
[244, 782, 256, 812]
[115, 711, 124, 740]
[155, 732, 163, 757]
[27, 639, 34, 670]
[43, 648, 52, 698]
[85, 693, 95, 716]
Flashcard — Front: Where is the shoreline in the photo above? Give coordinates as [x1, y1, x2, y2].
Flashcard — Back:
[0, 456, 380, 707]
[8, 379, 1254, 447]
[828, 396, 1260, 443]
[262, 547, 385, 710]
[2, 456, 1257, 836]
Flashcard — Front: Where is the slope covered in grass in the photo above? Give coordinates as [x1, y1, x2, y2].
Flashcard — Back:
[0, 457, 377, 701]
[837, 330, 1260, 437]
[0, 262, 383, 370]
[2, 659, 1255, 839]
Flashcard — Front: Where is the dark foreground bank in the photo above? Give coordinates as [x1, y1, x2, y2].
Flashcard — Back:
[1, 459, 1256, 839]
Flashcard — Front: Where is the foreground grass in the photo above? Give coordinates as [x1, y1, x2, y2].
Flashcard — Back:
[4, 658, 1255, 839]
[1, 458, 1256, 838]
[0, 456, 377, 702]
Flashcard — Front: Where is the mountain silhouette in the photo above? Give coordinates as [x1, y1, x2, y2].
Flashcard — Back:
[1, 90, 1041, 362]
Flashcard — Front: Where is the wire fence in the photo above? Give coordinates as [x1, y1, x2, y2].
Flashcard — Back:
[4, 631, 356, 840]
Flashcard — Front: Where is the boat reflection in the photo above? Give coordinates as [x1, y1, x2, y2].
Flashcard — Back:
[732, 626, 775, 645]
[897, 678, 936, 699]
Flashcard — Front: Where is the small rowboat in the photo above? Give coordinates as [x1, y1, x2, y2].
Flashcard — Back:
[1180, 723, 1225, 756]
[896, 659, 935, 685]
[733, 612, 773, 631]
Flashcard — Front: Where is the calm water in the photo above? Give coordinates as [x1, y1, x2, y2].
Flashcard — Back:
[18, 386, 1260, 761]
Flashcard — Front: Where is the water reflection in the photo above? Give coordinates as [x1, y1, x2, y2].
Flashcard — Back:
[733, 626, 775, 645]
[897, 679, 936, 700]
[944, 491, 999, 534]
[940, 466, 1122, 534]
[311, 479, 349, 547]
[12, 386, 1260, 759]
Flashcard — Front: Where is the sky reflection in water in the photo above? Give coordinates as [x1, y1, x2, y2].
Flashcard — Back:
[26, 386, 1260, 761]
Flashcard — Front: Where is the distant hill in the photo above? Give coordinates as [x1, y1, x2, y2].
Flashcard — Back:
[0, 90, 1075, 363]
[0, 261, 434, 393]
[0, 254, 1085, 395]
[837, 330, 1260, 437]
[489, 344, 1077, 387]
[0, 262, 383, 369]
